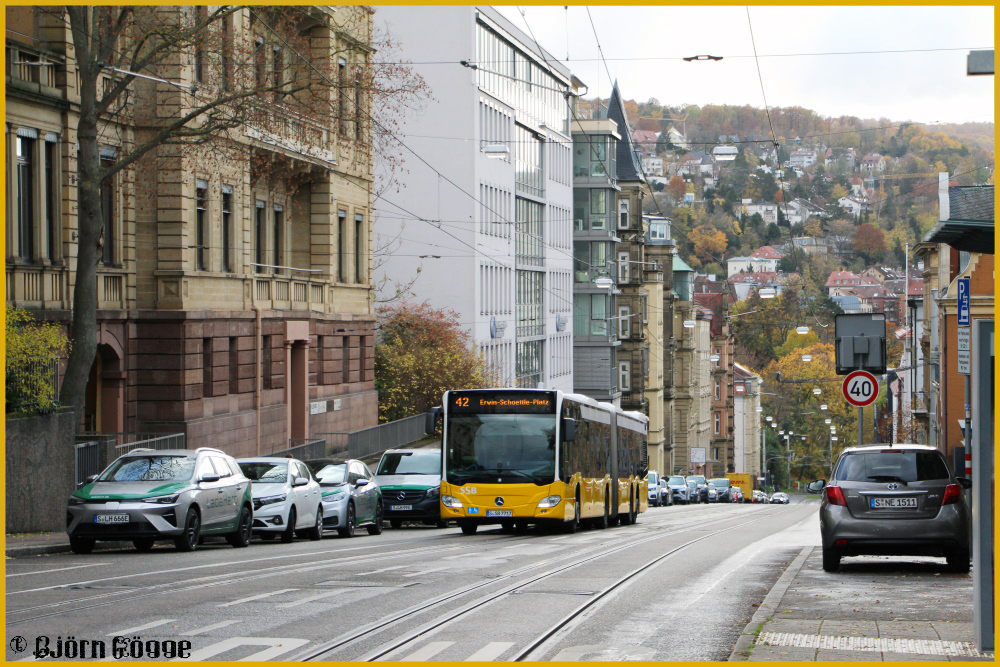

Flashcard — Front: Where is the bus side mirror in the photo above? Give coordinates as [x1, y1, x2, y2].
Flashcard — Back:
[561, 417, 576, 442]
[426, 406, 442, 435]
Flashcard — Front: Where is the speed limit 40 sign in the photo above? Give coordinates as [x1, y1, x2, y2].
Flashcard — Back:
[842, 370, 879, 407]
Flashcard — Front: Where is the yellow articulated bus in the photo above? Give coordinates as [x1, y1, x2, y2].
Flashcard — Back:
[428, 388, 648, 535]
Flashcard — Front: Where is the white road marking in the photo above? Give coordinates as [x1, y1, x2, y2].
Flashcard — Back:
[465, 642, 515, 661]
[217, 588, 297, 607]
[173, 637, 309, 661]
[179, 620, 240, 636]
[398, 642, 454, 661]
[402, 566, 448, 577]
[759, 632, 995, 658]
[277, 591, 341, 608]
[356, 566, 406, 576]
[106, 618, 176, 636]
[552, 644, 656, 661]
[6, 563, 109, 578]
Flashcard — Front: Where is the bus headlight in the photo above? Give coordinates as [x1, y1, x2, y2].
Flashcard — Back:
[536, 495, 562, 508]
[441, 494, 463, 508]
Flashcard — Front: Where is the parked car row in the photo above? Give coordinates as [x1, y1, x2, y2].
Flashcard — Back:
[645, 472, 790, 508]
[66, 447, 443, 554]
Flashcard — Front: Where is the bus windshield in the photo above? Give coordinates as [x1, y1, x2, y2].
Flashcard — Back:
[446, 413, 556, 485]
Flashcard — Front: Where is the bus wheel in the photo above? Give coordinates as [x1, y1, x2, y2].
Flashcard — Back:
[459, 521, 478, 535]
[565, 495, 580, 534]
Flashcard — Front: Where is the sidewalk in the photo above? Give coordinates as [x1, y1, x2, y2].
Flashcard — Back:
[730, 546, 992, 661]
[5, 532, 131, 558]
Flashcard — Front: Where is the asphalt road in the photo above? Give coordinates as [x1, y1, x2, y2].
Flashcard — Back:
[6, 499, 820, 661]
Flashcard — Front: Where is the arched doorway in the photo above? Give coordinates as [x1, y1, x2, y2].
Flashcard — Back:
[82, 342, 124, 434]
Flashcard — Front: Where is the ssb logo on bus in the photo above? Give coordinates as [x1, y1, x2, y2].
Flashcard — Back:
[842, 370, 878, 408]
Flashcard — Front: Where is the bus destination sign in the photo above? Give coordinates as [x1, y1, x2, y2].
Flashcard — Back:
[449, 392, 555, 414]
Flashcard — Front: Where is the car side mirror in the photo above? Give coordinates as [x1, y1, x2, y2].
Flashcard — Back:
[805, 479, 826, 493]
[956, 476, 972, 489]
[293, 476, 309, 487]
[200, 473, 221, 484]
[561, 417, 576, 442]
[355, 478, 370, 487]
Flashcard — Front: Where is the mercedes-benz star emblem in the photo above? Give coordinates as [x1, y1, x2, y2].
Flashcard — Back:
[495, 497, 505, 507]
[397, 492, 406, 500]
[886, 483, 899, 490]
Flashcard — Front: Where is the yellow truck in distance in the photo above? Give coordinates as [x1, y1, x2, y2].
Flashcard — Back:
[726, 473, 753, 501]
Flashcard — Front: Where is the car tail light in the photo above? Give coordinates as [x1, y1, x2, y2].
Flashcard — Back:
[826, 486, 847, 506]
[942, 484, 961, 505]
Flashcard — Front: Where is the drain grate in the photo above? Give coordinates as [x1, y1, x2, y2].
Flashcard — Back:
[758, 631, 994, 658]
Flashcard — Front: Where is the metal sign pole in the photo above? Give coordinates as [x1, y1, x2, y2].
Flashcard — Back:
[857, 406, 863, 447]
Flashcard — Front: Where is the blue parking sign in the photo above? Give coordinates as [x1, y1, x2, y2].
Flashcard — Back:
[957, 278, 970, 326]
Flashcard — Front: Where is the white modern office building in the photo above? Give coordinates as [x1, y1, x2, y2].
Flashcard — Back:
[374, 7, 578, 391]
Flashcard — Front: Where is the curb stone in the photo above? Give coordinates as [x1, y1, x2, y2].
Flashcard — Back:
[7, 541, 134, 558]
[729, 545, 814, 661]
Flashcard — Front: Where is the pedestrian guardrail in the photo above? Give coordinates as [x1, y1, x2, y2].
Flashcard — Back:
[269, 438, 327, 460]
[317, 413, 428, 461]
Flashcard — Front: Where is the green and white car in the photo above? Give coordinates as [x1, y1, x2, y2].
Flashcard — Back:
[66, 447, 253, 554]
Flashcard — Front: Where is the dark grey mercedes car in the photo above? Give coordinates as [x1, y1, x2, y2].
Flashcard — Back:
[811, 444, 971, 573]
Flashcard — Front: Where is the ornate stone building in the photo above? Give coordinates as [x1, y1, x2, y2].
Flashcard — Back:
[6, 7, 378, 455]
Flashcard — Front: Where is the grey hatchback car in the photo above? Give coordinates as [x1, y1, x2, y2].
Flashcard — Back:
[812, 444, 971, 573]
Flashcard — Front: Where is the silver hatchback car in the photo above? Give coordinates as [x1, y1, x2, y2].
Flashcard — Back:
[811, 444, 971, 573]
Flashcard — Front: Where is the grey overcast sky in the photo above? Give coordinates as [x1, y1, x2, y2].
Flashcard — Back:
[492, 5, 994, 125]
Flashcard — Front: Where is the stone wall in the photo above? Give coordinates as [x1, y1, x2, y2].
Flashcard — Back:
[6, 409, 76, 533]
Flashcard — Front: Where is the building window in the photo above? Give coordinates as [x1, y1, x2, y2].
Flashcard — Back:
[254, 37, 266, 88]
[649, 222, 668, 240]
[714, 412, 721, 435]
[338, 210, 347, 282]
[15, 135, 35, 261]
[44, 139, 57, 261]
[221, 187, 233, 272]
[262, 335, 272, 390]
[273, 205, 283, 272]
[202, 337, 215, 398]
[590, 189, 607, 229]
[714, 379, 721, 400]
[619, 360, 631, 392]
[220, 14, 231, 91]
[516, 340, 543, 388]
[514, 124, 542, 197]
[354, 213, 364, 284]
[354, 65, 363, 140]
[341, 335, 350, 384]
[618, 304, 630, 339]
[254, 200, 265, 270]
[618, 199, 629, 230]
[100, 153, 116, 266]
[338, 58, 347, 137]
[515, 198, 543, 267]
[272, 46, 283, 94]
[228, 337, 238, 394]
[618, 251, 630, 283]
[193, 6, 206, 83]
[195, 181, 208, 270]
[516, 270, 543, 337]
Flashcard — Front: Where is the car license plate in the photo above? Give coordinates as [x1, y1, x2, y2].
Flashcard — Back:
[389, 505, 412, 511]
[870, 497, 917, 509]
[486, 510, 512, 517]
[94, 513, 129, 524]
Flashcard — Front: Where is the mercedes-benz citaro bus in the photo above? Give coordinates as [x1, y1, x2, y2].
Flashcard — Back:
[426, 388, 648, 535]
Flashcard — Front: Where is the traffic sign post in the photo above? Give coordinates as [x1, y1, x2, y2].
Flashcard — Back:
[843, 370, 879, 447]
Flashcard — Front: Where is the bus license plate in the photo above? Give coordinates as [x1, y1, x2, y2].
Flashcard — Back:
[94, 513, 129, 524]
[486, 510, 512, 517]
[870, 497, 917, 509]
[389, 505, 412, 511]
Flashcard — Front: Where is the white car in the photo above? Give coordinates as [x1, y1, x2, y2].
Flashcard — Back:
[236, 457, 323, 542]
[647, 471, 661, 506]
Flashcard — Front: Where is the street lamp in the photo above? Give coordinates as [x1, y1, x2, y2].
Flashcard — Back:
[801, 354, 812, 362]
[825, 418, 832, 424]
[796, 326, 810, 335]
[820, 404, 828, 410]
[759, 288, 776, 299]
[812, 388, 822, 395]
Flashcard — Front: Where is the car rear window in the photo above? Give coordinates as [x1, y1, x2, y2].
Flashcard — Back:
[100, 456, 195, 482]
[834, 451, 950, 483]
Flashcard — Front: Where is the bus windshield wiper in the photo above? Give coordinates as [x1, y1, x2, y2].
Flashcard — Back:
[867, 475, 908, 486]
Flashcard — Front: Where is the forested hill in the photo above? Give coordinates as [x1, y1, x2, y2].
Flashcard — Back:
[620, 100, 993, 155]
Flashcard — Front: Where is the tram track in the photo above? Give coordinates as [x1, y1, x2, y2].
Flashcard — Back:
[297, 505, 796, 661]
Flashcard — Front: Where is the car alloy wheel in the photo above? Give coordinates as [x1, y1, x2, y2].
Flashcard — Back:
[174, 508, 200, 552]
[281, 508, 297, 543]
[307, 507, 324, 541]
[367, 502, 384, 535]
[227, 506, 252, 548]
[338, 502, 355, 538]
